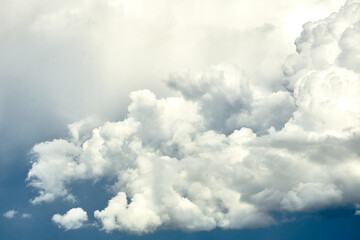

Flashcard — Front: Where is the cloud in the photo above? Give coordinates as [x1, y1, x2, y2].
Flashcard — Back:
[167, 64, 296, 134]
[354, 203, 360, 215]
[25, 0, 360, 235]
[3, 210, 31, 219]
[52, 208, 88, 230]
[280, 183, 342, 212]
[3, 210, 18, 219]
[21, 213, 32, 219]
[0, 0, 344, 158]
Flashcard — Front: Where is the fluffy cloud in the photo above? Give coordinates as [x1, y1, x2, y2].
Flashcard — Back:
[52, 208, 88, 230]
[3, 210, 18, 219]
[0, 0, 343, 158]
[167, 64, 296, 134]
[26, 0, 360, 235]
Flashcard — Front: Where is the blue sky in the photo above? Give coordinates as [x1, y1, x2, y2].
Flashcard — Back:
[2, 0, 360, 239]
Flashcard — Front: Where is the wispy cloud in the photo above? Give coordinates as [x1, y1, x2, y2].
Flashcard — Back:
[3, 210, 31, 219]
[3, 210, 18, 219]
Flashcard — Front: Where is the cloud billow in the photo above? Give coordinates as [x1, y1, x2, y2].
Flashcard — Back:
[52, 208, 88, 230]
[27, 0, 360, 235]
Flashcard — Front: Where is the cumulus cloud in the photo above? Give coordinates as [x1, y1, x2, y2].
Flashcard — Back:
[52, 208, 88, 230]
[26, 0, 360, 235]
[167, 64, 296, 134]
[3, 210, 18, 219]
[0, 0, 344, 160]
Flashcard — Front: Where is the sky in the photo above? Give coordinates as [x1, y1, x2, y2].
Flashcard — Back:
[2, 0, 360, 239]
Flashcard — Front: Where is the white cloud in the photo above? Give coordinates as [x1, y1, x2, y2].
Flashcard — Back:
[354, 203, 360, 215]
[3, 210, 18, 219]
[2, 210, 31, 219]
[52, 208, 88, 230]
[0, 0, 344, 157]
[21, 213, 32, 219]
[281, 183, 342, 212]
[25, 0, 360, 235]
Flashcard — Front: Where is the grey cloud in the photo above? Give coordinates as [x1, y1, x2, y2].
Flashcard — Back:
[280, 183, 342, 212]
[167, 64, 296, 134]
